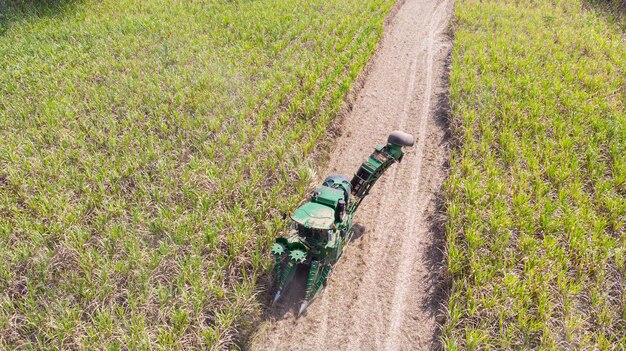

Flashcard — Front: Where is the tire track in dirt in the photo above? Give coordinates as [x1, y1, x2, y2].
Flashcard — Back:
[250, 0, 453, 349]
[382, 2, 452, 349]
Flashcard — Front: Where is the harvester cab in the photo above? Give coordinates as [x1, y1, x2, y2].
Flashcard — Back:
[271, 131, 414, 315]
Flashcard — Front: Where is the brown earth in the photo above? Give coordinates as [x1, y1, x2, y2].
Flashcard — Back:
[250, 0, 454, 349]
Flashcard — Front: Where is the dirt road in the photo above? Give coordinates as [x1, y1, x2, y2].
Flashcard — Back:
[250, 0, 454, 349]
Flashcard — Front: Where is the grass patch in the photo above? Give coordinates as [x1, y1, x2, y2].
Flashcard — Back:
[0, 0, 395, 348]
[584, 0, 626, 32]
[443, 0, 625, 349]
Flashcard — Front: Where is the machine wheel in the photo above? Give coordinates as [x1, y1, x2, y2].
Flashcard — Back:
[387, 131, 415, 147]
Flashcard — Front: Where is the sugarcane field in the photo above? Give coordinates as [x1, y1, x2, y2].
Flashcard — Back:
[0, 0, 624, 350]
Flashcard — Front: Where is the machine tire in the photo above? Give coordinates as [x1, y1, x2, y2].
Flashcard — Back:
[387, 131, 415, 147]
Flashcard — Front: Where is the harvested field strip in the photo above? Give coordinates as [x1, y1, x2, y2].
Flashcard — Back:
[0, 0, 394, 349]
[444, 0, 625, 349]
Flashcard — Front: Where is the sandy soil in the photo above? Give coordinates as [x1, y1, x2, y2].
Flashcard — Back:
[250, 0, 454, 349]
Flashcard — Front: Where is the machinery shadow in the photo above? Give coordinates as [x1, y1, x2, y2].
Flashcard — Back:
[263, 265, 308, 320]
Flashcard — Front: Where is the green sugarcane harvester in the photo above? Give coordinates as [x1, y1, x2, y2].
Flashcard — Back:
[271, 131, 415, 315]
